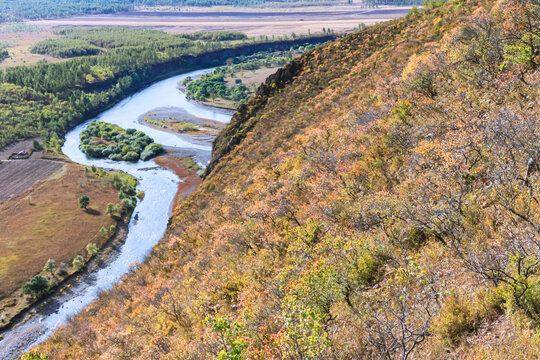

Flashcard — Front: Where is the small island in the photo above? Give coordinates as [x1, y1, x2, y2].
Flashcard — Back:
[79, 121, 163, 161]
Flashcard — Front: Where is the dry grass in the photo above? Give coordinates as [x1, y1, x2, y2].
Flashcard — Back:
[0, 163, 119, 299]
[0, 28, 60, 70]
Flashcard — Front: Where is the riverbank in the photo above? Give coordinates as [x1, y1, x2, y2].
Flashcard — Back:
[0, 159, 135, 331]
[154, 155, 202, 208]
[0, 211, 129, 332]
[0, 214, 131, 358]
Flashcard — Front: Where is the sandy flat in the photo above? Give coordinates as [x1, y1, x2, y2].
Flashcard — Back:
[29, 6, 412, 36]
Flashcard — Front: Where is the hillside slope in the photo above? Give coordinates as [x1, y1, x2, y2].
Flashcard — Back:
[38, 0, 540, 358]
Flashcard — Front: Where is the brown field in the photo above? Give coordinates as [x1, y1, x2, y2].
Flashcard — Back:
[28, 6, 412, 37]
[226, 66, 279, 86]
[0, 160, 63, 203]
[0, 163, 119, 300]
[0, 28, 59, 70]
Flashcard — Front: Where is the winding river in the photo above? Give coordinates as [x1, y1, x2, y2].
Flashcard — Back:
[0, 68, 232, 358]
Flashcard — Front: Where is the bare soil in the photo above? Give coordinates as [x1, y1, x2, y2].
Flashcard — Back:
[0, 160, 62, 203]
[226, 67, 280, 87]
[154, 155, 202, 209]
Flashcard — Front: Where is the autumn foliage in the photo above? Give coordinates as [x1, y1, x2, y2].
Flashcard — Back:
[38, 0, 540, 359]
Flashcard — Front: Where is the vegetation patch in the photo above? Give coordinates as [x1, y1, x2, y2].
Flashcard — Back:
[30, 38, 102, 58]
[174, 156, 201, 172]
[0, 49, 8, 62]
[171, 121, 201, 133]
[183, 43, 320, 108]
[79, 121, 163, 162]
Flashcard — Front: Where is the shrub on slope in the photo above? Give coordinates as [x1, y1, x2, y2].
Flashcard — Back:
[39, 1, 540, 359]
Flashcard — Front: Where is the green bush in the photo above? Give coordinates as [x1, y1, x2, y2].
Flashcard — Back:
[140, 143, 163, 161]
[22, 275, 50, 297]
[78, 195, 90, 209]
[43, 259, 55, 274]
[86, 243, 99, 256]
[73, 255, 86, 270]
[122, 151, 139, 162]
[121, 198, 135, 212]
[19, 351, 49, 360]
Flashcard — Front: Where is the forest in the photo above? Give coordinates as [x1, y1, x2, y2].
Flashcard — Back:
[30, 29, 248, 58]
[0, 0, 422, 23]
[33, 0, 540, 358]
[0, 28, 332, 150]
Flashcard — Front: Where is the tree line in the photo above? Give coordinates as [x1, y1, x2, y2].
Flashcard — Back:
[0, 0, 423, 23]
[0, 28, 334, 149]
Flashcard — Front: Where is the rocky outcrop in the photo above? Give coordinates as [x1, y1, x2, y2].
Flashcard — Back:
[204, 59, 305, 178]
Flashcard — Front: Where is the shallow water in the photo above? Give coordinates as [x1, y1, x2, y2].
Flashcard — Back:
[0, 68, 232, 358]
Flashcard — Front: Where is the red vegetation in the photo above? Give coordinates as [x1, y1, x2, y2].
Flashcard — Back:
[38, 0, 540, 358]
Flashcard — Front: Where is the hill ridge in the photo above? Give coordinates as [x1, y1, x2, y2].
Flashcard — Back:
[37, 0, 540, 358]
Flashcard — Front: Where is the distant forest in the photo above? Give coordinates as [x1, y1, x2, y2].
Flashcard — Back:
[0, 0, 422, 23]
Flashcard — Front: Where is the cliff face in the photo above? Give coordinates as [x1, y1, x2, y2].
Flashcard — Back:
[39, 1, 540, 359]
[205, 59, 304, 178]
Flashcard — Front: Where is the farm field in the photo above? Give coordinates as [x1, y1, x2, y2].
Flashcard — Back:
[0, 160, 62, 203]
[0, 26, 59, 70]
[0, 163, 119, 308]
[28, 6, 413, 36]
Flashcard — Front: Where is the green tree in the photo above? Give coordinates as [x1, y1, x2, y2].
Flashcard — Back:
[106, 202, 116, 216]
[206, 316, 247, 360]
[43, 259, 55, 274]
[78, 195, 90, 209]
[22, 275, 50, 297]
[73, 255, 85, 270]
[86, 243, 99, 256]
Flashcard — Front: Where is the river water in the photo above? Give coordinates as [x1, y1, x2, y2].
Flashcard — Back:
[0, 68, 232, 359]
